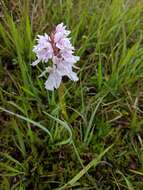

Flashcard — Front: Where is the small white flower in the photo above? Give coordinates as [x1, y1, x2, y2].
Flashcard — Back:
[32, 23, 80, 91]
[32, 34, 53, 66]
[55, 23, 71, 37]
[57, 62, 79, 81]
[45, 66, 62, 91]
[53, 56, 79, 81]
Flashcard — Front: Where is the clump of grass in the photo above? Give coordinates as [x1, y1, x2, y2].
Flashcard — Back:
[0, 0, 143, 189]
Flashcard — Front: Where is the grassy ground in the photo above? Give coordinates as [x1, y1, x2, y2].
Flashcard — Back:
[0, 0, 143, 189]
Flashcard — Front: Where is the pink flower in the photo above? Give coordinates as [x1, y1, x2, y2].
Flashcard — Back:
[32, 23, 80, 91]
[32, 34, 53, 66]
[45, 65, 62, 91]
[55, 23, 70, 37]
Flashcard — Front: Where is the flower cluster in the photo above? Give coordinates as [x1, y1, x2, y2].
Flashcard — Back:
[32, 23, 79, 91]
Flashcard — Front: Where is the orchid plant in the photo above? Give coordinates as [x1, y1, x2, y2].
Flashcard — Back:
[32, 23, 80, 91]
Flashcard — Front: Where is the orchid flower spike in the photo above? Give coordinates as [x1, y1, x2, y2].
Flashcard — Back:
[32, 23, 80, 91]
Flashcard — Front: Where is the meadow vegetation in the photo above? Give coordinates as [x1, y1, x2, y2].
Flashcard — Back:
[0, 0, 143, 189]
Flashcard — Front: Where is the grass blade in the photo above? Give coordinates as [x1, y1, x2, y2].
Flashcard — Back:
[57, 144, 113, 190]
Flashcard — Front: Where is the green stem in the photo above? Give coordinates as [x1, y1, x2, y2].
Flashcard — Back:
[58, 83, 69, 120]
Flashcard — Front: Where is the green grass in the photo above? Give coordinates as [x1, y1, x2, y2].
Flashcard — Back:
[0, 0, 143, 189]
